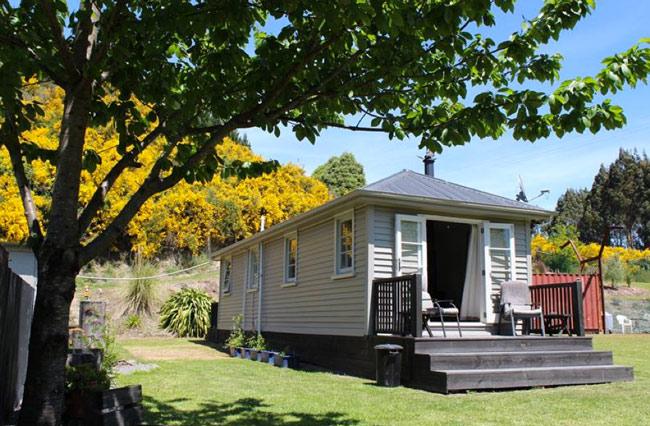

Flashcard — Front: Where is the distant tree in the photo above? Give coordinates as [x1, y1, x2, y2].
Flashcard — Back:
[579, 165, 610, 243]
[603, 255, 625, 287]
[580, 150, 647, 247]
[547, 188, 589, 235]
[313, 152, 366, 197]
[229, 130, 251, 148]
[639, 156, 650, 248]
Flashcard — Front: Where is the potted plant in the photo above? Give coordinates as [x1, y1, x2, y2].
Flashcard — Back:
[224, 314, 245, 357]
[245, 333, 265, 361]
[64, 363, 111, 420]
[273, 348, 298, 368]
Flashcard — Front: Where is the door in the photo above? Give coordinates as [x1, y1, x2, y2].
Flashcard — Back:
[483, 222, 516, 323]
[395, 214, 425, 276]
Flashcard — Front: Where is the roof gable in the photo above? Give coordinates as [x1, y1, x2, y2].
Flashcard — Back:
[363, 170, 548, 213]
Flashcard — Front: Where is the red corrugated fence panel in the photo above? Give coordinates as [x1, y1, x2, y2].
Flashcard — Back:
[532, 273, 603, 333]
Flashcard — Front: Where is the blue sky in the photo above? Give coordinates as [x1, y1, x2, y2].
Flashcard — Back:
[243, 1, 650, 210]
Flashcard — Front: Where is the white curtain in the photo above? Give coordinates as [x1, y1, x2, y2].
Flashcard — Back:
[461, 225, 481, 320]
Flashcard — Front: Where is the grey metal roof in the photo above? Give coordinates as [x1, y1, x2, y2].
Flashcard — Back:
[363, 170, 549, 213]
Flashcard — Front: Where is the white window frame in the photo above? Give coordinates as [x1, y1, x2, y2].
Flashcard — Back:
[246, 246, 260, 292]
[221, 257, 232, 295]
[333, 210, 355, 279]
[483, 222, 516, 322]
[283, 232, 298, 286]
[394, 214, 426, 276]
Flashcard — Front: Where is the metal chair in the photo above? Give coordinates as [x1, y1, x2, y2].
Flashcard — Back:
[422, 291, 462, 338]
[498, 280, 545, 336]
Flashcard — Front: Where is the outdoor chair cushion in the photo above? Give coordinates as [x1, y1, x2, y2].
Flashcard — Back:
[508, 305, 542, 316]
[436, 307, 459, 315]
[422, 291, 435, 312]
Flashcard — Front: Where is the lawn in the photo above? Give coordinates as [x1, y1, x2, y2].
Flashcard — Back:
[115, 335, 650, 425]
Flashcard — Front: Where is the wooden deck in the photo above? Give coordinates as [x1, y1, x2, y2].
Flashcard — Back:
[410, 335, 633, 393]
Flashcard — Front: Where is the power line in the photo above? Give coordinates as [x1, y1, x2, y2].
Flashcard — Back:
[78, 261, 217, 281]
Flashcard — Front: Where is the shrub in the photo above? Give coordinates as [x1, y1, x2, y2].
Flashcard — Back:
[124, 261, 158, 315]
[225, 314, 246, 349]
[124, 314, 142, 329]
[540, 250, 579, 273]
[604, 255, 625, 287]
[65, 364, 111, 393]
[159, 288, 213, 337]
[247, 332, 266, 351]
[66, 325, 118, 393]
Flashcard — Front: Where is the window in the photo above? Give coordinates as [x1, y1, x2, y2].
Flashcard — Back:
[284, 234, 298, 283]
[335, 213, 354, 275]
[247, 247, 260, 290]
[487, 224, 516, 283]
[395, 216, 424, 275]
[221, 258, 232, 294]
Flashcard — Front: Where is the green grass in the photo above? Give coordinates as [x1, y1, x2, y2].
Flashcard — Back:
[114, 335, 650, 425]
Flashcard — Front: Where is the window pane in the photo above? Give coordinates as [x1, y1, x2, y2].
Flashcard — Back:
[490, 228, 510, 249]
[401, 243, 419, 260]
[248, 250, 259, 288]
[337, 218, 353, 272]
[401, 221, 419, 243]
[489, 250, 512, 282]
[286, 237, 297, 280]
[340, 251, 353, 269]
[222, 260, 231, 291]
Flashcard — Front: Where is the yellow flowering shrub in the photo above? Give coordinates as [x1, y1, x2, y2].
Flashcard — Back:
[532, 234, 650, 271]
[0, 87, 330, 257]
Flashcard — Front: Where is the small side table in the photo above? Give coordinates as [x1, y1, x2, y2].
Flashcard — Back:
[544, 313, 571, 336]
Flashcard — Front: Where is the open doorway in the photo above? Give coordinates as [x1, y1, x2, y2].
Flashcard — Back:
[426, 220, 472, 315]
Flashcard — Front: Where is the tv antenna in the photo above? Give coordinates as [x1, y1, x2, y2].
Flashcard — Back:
[516, 175, 549, 203]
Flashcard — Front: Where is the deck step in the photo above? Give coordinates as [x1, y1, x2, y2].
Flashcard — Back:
[425, 350, 613, 370]
[415, 336, 593, 354]
[422, 322, 493, 338]
[440, 365, 634, 392]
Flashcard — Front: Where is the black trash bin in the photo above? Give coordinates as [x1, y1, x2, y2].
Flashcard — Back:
[374, 344, 403, 387]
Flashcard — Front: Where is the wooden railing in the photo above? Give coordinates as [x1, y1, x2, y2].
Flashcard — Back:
[371, 274, 420, 336]
[530, 280, 585, 336]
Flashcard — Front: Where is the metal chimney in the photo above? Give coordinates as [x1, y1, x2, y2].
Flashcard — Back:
[423, 151, 435, 177]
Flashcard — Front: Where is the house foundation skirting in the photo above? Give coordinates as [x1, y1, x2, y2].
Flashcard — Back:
[209, 329, 416, 381]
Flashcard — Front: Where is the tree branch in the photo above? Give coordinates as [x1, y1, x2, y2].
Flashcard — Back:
[89, 0, 126, 65]
[0, 33, 67, 86]
[77, 125, 165, 237]
[78, 132, 192, 265]
[41, 0, 79, 78]
[1, 112, 44, 249]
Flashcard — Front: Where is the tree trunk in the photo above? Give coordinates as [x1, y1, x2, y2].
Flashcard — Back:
[19, 243, 79, 425]
[17, 81, 90, 424]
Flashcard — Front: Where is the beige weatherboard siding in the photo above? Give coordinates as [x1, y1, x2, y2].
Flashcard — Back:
[217, 205, 369, 336]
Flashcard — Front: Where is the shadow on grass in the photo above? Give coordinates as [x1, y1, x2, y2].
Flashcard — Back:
[142, 396, 359, 425]
[187, 338, 230, 354]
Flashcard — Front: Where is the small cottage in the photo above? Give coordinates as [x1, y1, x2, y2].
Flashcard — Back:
[211, 161, 632, 392]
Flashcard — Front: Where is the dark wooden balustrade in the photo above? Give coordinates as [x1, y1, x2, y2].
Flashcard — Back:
[371, 274, 419, 336]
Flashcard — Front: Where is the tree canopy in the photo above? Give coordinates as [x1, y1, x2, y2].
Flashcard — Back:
[550, 149, 650, 248]
[313, 152, 366, 197]
[0, 86, 330, 257]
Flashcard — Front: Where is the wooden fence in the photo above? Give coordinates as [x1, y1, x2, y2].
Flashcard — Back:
[532, 273, 604, 333]
[529, 281, 585, 336]
[371, 274, 419, 336]
[0, 246, 35, 424]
